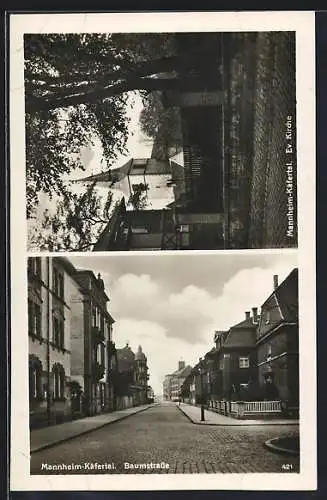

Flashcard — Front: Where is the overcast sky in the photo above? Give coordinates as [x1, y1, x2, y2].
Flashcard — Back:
[69, 251, 298, 395]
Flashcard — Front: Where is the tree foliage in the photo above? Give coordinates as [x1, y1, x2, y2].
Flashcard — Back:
[25, 33, 180, 218]
[139, 91, 183, 159]
[25, 32, 220, 249]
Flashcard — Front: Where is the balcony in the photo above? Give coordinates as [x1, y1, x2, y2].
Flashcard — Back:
[92, 361, 105, 382]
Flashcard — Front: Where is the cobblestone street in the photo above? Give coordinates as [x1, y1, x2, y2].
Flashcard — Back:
[31, 403, 300, 475]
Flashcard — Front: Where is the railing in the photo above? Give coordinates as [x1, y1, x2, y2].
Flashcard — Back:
[209, 399, 282, 419]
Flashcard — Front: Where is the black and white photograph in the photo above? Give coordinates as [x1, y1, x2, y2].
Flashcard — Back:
[24, 29, 297, 252]
[27, 252, 299, 475]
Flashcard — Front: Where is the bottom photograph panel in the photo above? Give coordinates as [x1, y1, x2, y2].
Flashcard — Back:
[27, 252, 299, 475]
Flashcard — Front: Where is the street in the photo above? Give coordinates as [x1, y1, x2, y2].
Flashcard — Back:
[31, 402, 300, 474]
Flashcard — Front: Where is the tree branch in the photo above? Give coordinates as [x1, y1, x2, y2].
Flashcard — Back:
[25, 77, 182, 113]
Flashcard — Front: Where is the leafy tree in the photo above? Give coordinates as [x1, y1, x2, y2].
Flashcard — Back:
[25, 33, 180, 217]
[25, 32, 223, 248]
[139, 91, 183, 158]
[28, 182, 115, 251]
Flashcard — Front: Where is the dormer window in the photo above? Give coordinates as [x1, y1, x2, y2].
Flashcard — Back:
[265, 311, 271, 325]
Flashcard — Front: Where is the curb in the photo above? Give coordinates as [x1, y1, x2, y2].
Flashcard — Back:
[177, 405, 299, 427]
[264, 437, 299, 457]
[31, 405, 154, 454]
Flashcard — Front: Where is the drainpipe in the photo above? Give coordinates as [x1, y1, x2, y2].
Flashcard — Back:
[46, 257, 51, 426]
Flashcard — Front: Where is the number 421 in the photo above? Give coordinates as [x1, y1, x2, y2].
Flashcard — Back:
[281, 464, 293, 471]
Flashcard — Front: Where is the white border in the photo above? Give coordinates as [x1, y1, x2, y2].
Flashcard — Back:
[10, 11, 316, 491]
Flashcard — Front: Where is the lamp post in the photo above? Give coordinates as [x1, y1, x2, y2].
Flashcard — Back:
[199, 357, 205, 422]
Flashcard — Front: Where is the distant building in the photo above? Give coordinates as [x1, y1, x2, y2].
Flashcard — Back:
[256, 270, 299, 410]
[163, 374, 174, 400]
[163, 361, 192, 402]
[115, 344, 150, 409]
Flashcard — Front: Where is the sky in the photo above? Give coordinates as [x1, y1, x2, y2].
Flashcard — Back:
[68, 251, 298, 395]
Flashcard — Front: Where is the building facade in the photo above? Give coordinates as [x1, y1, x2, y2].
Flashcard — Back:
[163, 361, 192, 401]
[214, 309, 259, 401]
[28, 257, 75, 429]
[69, 268, 116, 417]
[115, 344, 150, 409]
[28, 257, 117, 429]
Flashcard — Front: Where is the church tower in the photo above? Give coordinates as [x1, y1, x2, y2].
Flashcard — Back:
[74, 158, 173, 206]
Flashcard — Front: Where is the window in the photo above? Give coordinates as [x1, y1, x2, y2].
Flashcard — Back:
[219, 360, 224, 370]
[97, 343, 105, 366]
[53, 365, 65, 400]
[58, 274, 64, 299]
[53, 268, 58, 294]
[53, 316, 64, 349]
[28, 300, 34, 336]
[28, 258, 41, 279]
[34, 303, 41, 337]
[239, 357, 250, 368]
[265, 311, 271, 325]
[53, 267, 64, 300]
[29, 366, 40, 399]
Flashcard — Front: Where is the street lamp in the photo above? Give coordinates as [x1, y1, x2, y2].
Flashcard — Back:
[199, 357, 205, 422]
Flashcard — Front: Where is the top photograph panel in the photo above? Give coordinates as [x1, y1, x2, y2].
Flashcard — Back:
[25, 31, 297, 251]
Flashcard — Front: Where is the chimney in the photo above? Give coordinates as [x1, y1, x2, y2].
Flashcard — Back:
[273, 275, 279, 290]
[252, 307, 258, 324]
[178, 360, 185, 371]
[245, 311, 251, 320]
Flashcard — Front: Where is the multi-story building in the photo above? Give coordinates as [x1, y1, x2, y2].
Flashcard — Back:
[115, 344, 150, 409]
[134, 346, 150, 405]
[28, 257, 76, 429]
[164, 361, 192, 402]
[28, 256, 117, 428]
[214, 309, 259, 401]
[256, 270, 299, 410]
[69, 267, 116, 416]
[163, 374, 174, 400]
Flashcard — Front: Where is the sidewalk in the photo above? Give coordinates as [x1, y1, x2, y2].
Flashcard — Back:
[178, 403, 299, 426]
[31, 404, 154, 453]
